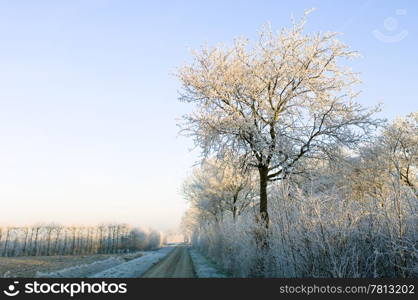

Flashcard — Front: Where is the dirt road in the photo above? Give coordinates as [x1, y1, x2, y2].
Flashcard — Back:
[141, 246, 196, 278]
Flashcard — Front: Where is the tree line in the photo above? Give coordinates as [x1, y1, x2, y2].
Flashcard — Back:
[0, 223, 165, 257]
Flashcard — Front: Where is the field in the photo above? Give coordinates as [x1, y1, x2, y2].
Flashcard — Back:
[0, 252, 143, 277]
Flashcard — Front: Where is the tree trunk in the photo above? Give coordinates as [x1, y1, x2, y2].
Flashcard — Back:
[0, 228, 3, 256]
[46, 229, 52, 256]
[256, 164, 270, 275]
[258, 166, 269, 227]
[0, 228, 2, 256]
[3, 228, 10, 257]
[22, 228, 29, 256]
[62, 231, 68, 255]
[53, 229, 62, 255]
[232, 193, 238, 221]
[71, 230, 76, 255]
[33, 228, 40, 256]
[98, 229, 103, 254]
[11, 237, 18, 257]
[27, 228, 34, 256]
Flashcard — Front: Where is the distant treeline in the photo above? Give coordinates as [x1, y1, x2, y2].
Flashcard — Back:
[0, 224, 165, 257]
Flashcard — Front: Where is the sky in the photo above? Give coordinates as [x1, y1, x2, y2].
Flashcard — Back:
[0, 0, 417, 231]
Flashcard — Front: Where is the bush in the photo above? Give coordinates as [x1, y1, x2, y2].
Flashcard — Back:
[192, 183, 418, 278]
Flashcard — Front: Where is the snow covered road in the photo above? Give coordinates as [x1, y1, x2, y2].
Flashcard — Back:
[141, 246, 195, 278]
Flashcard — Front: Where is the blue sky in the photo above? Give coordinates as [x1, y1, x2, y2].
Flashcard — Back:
[0, 0, 416, 230]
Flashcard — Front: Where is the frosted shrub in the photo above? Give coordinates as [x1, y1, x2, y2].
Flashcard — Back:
[192, 183, 418, 278]
[147, 230, 164, 250]
[194, 216, 263, 277]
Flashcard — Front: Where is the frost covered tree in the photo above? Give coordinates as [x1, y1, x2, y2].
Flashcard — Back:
[178, 11, 379, 224]
[382, 112, 418, 195]
[180, 209, 198, 243]
[183, 156, 256, 223]
[340, 112, 418, 201]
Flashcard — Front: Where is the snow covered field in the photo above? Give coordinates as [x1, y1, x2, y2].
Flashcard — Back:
[0, 254, 130, 278]
[37, 256, 126, 278]
[90, 247, 174, 278]
[36, 247, 174, 278]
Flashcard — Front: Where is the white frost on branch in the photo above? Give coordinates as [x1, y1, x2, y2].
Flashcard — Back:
[178, 12, 380, 182]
